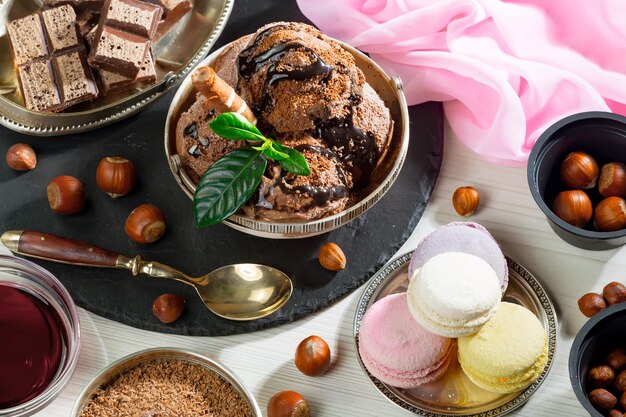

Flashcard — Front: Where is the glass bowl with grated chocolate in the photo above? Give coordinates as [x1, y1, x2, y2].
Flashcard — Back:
[164, 22, 410, 238]
[71, 348, 262, 417]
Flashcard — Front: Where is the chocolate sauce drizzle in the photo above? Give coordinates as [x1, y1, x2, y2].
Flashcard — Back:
[238, 24, 380, 208]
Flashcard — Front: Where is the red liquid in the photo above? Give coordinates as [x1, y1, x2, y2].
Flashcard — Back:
[0, 284, 64, 409]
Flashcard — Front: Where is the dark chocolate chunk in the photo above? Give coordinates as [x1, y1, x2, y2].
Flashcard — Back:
[184, 122, 198, 139]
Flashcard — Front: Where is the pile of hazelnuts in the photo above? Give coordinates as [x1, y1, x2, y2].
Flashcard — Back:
[587, 349, 626, 416]
[578, 282, 626, 318]
[553, 151, 626, 232]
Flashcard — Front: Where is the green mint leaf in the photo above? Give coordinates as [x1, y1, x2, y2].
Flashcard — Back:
[194, 148, 267, 227]
[263, 141, 289, 161]
[274, 143, 311, 176]
[209, 112, 266, 142]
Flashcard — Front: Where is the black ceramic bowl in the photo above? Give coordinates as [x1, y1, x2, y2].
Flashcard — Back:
[569, 303, 626, 417]
[528, 111, 626, 250]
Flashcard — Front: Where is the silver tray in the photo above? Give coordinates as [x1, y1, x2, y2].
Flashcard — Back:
[164, 39, 409, 239]
[353, 253, 558, 417]
[0, 0, 233, 136]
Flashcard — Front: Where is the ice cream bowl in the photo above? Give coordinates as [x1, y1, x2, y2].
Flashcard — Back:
[164, 37, 409, 239]
[71, 347, 262, 417]
[0, 255, 80, 417]
[527, 111, 626, 250]
[569, 303, 626, 417]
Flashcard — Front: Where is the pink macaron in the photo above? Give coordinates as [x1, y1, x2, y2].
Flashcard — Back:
[358, 293, 452, 388]
[408, 222, 509, 293]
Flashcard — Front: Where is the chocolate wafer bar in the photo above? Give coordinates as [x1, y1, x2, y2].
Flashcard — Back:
[88, 0, 162, 78]
[7, 5, 98, 112]
[98, 52, 156, 94]
[144, 0, 192, 40]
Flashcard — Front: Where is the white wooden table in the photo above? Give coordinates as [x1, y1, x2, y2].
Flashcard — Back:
[19, 123, 612, 417]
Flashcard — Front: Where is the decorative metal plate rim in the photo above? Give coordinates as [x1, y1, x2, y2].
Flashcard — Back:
[0, 0, 234, 136]
[353, 253, 558, 417]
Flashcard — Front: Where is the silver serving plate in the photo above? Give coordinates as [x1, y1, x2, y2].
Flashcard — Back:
[164, 39, 410, 239]
[0, 0, 233, 135]
[353, 253, 558, 417]
[70, 347, 262, 417]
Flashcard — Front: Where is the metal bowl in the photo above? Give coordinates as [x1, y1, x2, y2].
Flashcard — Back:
[164, 39, 410, 239]
[71, 347, 262, 417]
[0, 0, 233, 136]
[353, 253, 557, 417]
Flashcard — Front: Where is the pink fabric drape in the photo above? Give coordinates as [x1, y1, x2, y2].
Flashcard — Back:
[296, 0, 626, 165]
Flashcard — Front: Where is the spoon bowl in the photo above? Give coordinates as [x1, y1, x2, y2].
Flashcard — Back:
[1, 230, 293, 321]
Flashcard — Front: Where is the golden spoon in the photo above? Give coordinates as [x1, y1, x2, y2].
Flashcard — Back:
[1, 230, 293, 321]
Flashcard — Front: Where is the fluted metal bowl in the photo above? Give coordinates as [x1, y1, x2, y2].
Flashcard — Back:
[164, 39, 410, 239]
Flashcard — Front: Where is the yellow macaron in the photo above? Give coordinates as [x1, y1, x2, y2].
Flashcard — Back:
[457, 302, 548, 393]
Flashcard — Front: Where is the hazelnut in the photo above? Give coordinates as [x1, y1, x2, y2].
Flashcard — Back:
[622, 391, 626, 410]
[152, 293, 185, 323]
[560, 151, 599, 190]
[599, 162, 626, 198]
[578, 293, 606, 318]
[594, 197, 626, 232]
[267, 391, 311, 417]
[96, 156, 136, 198]
[125, 204, 166, 244]
[615, 370, 626, 392]
[295, 335, 331, 377]
[452, 186, 480, 216]
[589, 388, 617, 411]
[553, 190, 593, 227]
[609, 349, 626, 372]
[609, 410, 624, 417]
[5, 143, 36, 171]
[47, 175, 87, 215]
[603, 282, 626, 306]
[588, 365, 615, 388]
[318, 242, 346, 271]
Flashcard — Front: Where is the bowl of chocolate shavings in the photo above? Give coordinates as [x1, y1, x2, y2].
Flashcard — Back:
[71, 348, 262, 417]
[0, 0, 233, 136]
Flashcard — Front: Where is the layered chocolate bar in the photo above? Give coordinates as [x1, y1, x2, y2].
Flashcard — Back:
[88, 0, 162, 78]
[7, 5, 98, 112]
[147, 0, 192, 40]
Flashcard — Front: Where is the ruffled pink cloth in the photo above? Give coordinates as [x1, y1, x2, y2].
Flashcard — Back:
[296, 0, 626, 165]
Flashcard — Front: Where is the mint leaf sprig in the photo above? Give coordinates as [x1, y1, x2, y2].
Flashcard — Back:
[193, 112, 311, 228]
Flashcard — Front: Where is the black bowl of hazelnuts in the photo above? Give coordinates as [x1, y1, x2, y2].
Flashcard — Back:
[528, 111, 626, 250]
[570, 301, 626, 417]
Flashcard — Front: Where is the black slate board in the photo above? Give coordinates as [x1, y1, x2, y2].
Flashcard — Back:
[0, 0, 444, 336]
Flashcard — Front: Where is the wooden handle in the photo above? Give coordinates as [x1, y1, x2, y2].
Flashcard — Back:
[2, 231, 121, 267]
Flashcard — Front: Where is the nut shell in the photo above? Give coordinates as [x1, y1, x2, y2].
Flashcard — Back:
[318, 242, 346, 271]
[609, 349, 626, 372]
[125, 204, 166, 244]
[452, 186, 480, 216]
[96, 156, 136, 198]
[589, 388, 617, 411]
[588, 365, 615, 388]
[267, 391, 311, 417]
[599, 162, 626, 198]
[152, 293, 185, 323]
[47, 175, 86, 215]
[578, 293, 606, 318]
[553, 190, 593, 227]
[594, 197, 626, 232]
[6, 143, 36, 171]
[560, 151, 599, 190]
[603, 282, 626, 306]
[295, 335, 331, 377]
[615, 370, 626, 392]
